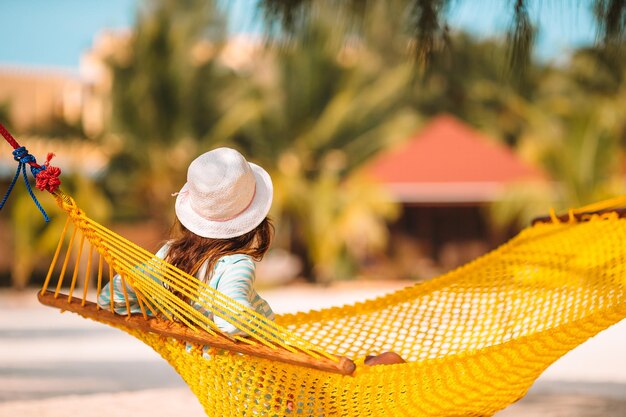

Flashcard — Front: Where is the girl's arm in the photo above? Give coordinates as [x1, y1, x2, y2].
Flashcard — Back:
[97, 273, 144, 314]
[97, 244, 170, 315]
[213, 257, 256, 335]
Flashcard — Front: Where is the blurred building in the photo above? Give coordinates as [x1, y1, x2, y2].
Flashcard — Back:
[0, 65, 83, 132]
[0, 26, 269, 142]
[78, 29, 131, 137]
[0, 29, 129, 138]
[366, 114, 545, 275]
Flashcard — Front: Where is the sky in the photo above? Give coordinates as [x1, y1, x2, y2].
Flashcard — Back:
[0, 0, 598, 71]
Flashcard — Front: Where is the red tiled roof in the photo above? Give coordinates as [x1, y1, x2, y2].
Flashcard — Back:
[366, 115, 544, 203]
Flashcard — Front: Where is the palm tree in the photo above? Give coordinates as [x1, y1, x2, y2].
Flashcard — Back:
[257, 0, 626, 71]
[104, 0, 233, 222]
[231, 8, 419, 282]
[490, 45, 626, 229]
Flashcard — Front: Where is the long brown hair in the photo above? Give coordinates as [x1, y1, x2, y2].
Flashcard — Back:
[165, 217, 274, 285]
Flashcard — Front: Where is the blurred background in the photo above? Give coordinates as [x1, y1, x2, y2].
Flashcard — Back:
[0, 0, 625, 415]
[1, 0, 626, 289]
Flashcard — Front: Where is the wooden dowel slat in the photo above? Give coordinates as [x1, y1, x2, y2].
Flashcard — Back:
[531, 208, 626, 225]
[38, 291, 356, 375]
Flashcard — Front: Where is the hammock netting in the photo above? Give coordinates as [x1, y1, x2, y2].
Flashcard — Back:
[37, 190, 626, 417]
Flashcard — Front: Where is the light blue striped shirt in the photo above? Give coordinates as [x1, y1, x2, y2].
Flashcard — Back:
[97, 244, 274, 336]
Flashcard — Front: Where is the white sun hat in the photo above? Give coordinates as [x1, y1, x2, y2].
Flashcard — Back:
[174, 147, 273, 239]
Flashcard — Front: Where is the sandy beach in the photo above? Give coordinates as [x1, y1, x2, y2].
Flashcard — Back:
[1, 283, 625, 416]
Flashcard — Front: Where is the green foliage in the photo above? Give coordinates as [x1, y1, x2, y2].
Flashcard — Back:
[594, 0, 626, 45]
[0, 100, 12, 130]
[104, 0, 233, 221]
[109, 0, 225, 145]
[506, 0, 535, 79]
[490, 43, 626, 228]
[230, 9, 417, 281]
[258, 0, 626, 71]
[100, 0, 417, 282]
[8, 174, 111, 289]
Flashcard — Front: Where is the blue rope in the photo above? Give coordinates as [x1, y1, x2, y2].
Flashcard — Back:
[0, 163, 21, 210]
[0, 146, 50, 222]
[31, 165, 47, 176]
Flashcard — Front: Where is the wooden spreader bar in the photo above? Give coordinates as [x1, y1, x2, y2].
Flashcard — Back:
[532, 208, 626, 225]
[38, 291, 356, 375]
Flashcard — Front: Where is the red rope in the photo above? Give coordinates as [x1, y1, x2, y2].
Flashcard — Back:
[0, 123, 19, 148]
[0, 122, 62, 193]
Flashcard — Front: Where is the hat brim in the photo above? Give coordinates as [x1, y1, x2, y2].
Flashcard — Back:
[174, 162, 273, 239]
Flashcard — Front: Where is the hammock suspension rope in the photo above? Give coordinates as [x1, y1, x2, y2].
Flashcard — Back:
[0, 123, 62, 221]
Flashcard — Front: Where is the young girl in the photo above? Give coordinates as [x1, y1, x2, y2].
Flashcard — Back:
[97, 146, 405, 365]
[97, 147, 275, 336]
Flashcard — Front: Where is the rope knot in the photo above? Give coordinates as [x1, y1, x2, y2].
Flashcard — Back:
[36, 166, 62, 193]
[33, 153, 62, 193]
[31, 165, 46, 177]
[1, 135, 60, 222]
[13, 146, 35, 164]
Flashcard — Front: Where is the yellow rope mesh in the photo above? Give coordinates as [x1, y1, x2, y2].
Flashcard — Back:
[40, 192, 337, 360]
[40, 191, 626, 417]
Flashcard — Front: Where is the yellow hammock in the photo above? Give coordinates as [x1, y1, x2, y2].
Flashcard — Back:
[38, 190, 626, 417]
